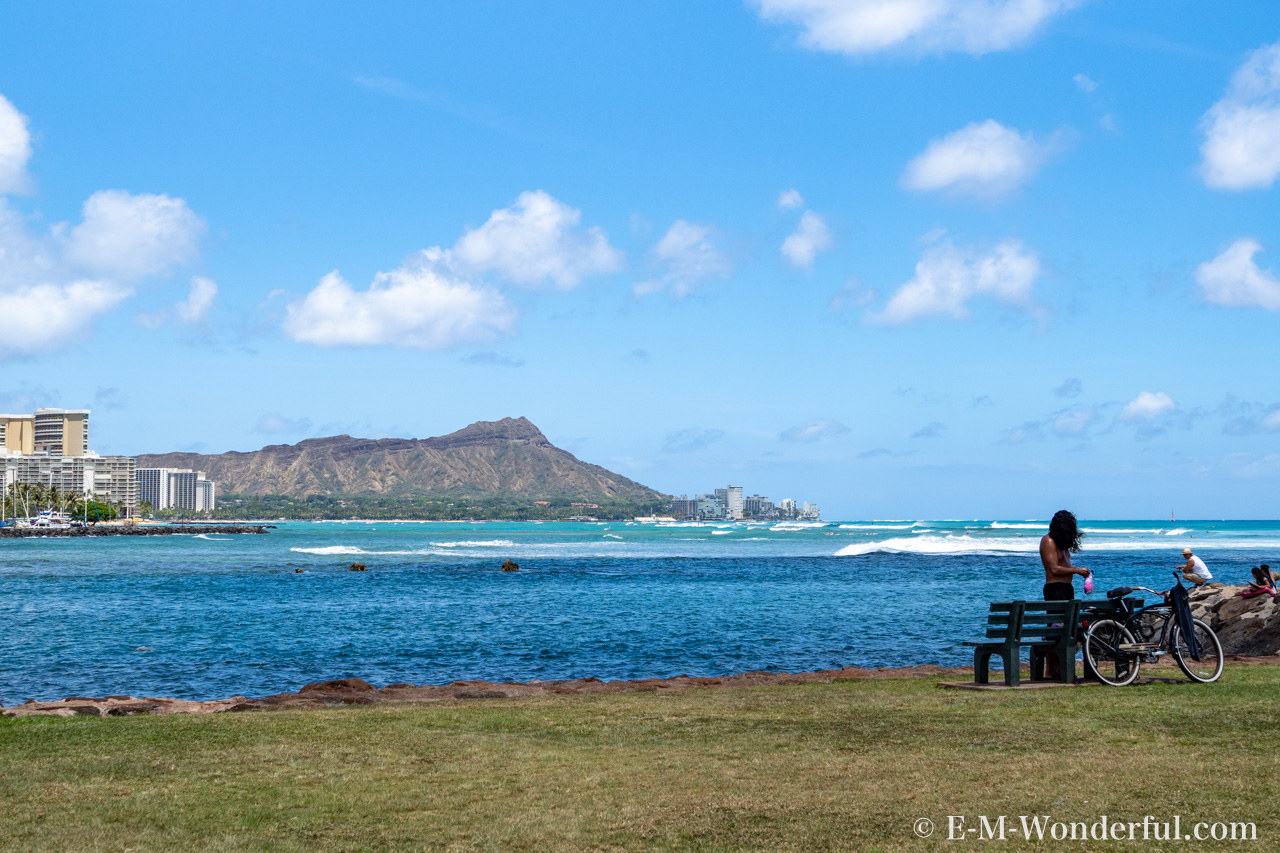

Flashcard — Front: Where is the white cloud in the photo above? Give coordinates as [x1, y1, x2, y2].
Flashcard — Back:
[911, 421, 945, 438]
[1052, 405, 1097, 437]
[777, 188, 805, 210]
[284, 249, 515, 350]
[0, 190, 202, 359]
[175, 276, 218, 323]
[902, 120, 1049, 198]
[0, 94, 31, 194]
[1119, 391, 1176, 423]
[1194, 238, 1280, 310]
[255, 412, 313, 434]
[633, 220, 733, 297]
[781, 210, 833, 268]
[781, 419, 849, 442]
[1073, 72, 1097, 93]
[751, 0, 1078, 57]
[64, 190, 204, 280]
[0, 280, 131, 359]
[1200, 41, 1280, 190]
[870, 238, 1041, 324]
[1055, 377, 1082, 398]
[452, 190, 622, 290]
[1265, 409, 1280, 431]
[662, 427, 725, 453]
[0, 95, 204, 360]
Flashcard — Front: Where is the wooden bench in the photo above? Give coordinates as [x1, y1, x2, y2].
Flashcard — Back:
[964, 600, 1083, 686]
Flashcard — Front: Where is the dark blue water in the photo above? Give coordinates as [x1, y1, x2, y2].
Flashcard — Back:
[1, 520, 1273, 703]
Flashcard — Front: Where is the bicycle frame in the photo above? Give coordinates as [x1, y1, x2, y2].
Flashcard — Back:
[1122, 600, 1176, 660]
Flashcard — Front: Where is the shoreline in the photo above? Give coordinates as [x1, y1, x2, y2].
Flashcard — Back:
[0, 524, 273, 539]
[7, 655, 1279, 718]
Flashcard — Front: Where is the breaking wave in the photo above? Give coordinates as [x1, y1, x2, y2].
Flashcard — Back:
[290, 545, 370, 555]
[835, 536, 1040, 556]
[429, 539, 515, 548]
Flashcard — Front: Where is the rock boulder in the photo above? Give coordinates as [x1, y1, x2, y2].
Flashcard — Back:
[1190, 584, 1280, 655]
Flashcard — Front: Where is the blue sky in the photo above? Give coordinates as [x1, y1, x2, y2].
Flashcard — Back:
[1, 1, 1278, 519]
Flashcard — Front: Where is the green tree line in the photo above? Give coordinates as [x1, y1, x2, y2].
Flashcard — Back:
[156, 493, 671, 522]
[2, 483, 119, 524]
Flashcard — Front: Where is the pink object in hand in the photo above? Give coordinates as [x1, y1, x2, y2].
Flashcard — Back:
[1083, 571, 1094, 594]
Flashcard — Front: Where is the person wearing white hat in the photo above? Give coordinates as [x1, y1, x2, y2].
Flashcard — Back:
[1178, 548, 1212, 586]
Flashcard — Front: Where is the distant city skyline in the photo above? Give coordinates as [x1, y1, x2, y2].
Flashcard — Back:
[2, 3, 1278, 519]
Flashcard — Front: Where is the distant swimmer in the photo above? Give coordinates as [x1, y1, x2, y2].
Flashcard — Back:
[1178, 548, 1212, 586]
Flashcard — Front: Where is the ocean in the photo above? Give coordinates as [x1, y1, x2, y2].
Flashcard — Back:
[2, 519, 1275, 705]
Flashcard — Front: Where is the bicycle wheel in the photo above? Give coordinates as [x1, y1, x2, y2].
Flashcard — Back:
[1172, 618, 1224, 683]
[1084, 619, 1140, 686]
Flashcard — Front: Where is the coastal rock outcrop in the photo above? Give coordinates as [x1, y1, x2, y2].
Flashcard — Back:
[0, 665, 974, 719]
[1189, 584, 1280, 655]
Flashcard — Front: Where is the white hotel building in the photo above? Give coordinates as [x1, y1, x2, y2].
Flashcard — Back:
[136, 468, 216, 512]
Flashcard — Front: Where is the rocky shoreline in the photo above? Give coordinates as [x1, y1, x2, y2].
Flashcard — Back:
[7, 653, 1280, 719]
[0, 524, 273, 538]
[0, 665, 972, 718]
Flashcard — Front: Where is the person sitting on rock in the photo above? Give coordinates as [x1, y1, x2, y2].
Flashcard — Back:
[1242, 564, 1277, 599]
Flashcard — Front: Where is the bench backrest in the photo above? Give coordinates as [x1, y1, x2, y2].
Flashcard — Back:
[980, 600, 1081, 643]
[981, 601, 1024, 640]
[1017, 600, 1080, 642]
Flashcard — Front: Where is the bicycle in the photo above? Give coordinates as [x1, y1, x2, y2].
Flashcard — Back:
[1083, 571, 1224, 686]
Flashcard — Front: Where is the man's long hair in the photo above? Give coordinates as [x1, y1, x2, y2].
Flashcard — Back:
[1049, 510, 1083, 553]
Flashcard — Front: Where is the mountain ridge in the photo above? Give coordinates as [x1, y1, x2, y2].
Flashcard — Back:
[134, 417, 666, 502]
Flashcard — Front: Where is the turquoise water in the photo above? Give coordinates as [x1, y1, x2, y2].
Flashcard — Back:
[1, 519, 1275, 704]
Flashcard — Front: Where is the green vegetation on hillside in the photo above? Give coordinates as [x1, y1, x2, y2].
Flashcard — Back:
[2, 667, 1275, 851]
[163, 493, 671, 521]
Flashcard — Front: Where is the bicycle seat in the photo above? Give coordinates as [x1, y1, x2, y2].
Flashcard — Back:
[1107, 586, 1133, 599]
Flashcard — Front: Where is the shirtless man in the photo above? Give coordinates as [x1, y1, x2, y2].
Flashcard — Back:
[1040, 510, 1089, 678]
[1041, 510, 1090, 600]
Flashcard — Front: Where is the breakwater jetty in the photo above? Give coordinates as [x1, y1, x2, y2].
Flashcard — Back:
[0, 524, 272, 539]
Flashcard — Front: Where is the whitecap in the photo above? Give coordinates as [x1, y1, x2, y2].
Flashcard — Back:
[834, 535, 1040, 557]
[290, 545, 370, 555]
[429, 539, 516, 548]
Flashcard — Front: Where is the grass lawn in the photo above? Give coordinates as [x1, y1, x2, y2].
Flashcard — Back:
[1, 666, 1276, 852]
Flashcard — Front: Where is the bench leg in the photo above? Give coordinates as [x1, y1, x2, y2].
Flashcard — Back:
[1002, 650, 1019, 687]
[1056, 644, 1077, 683]
[974, 649, 990, 685]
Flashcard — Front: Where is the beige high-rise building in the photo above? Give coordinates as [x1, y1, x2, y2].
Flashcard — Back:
[35, 408, 90, 456]
[0, 414, 35, 455]
[1, 409, 90, 456]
